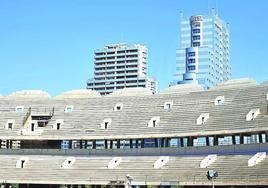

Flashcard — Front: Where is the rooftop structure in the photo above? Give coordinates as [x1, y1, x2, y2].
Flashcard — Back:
[87, 43, 158, 95]
[174, 10, 231, 89]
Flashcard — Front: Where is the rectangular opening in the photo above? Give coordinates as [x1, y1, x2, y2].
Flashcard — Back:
[104, 122, 108, 129]
[65, 106, 74, 113]
[31, 123, 35, 132]
[202, 117, 205, 124]
[152, 120, 156, 127]
[57, 123, 61, 130]
[21, 160, 25, 168]
[8, 123, 13, 130]
[251, 113, 255, 120]
[16, 106, 24, 113]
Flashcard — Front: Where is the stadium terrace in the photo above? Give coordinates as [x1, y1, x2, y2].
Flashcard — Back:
[0, 78, 268, 188]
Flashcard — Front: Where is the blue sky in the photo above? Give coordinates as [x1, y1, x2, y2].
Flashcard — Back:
[0, 0, 267, 96]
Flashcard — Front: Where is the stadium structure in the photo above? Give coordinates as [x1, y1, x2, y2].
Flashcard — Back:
[0, 78, 268, 188]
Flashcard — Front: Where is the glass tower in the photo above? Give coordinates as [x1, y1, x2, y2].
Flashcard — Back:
[174, 10, 231, 89]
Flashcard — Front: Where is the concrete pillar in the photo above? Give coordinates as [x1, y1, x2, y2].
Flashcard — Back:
[117, 140, 120, 149]
[135, 139, 139, 148]
[206, 137, 210, 146]
[259, 133, 263, 143]
[240, 134, 244, 144]
[104, 140, 108, 149]
[179, 138, 184, 147]
[161, 138, 165, 147]
[154, 138, 158, 148]
[165, 138, 169, 147]
[232, 135, 236, 145]
[92, 140, 96, 149]
[213, 136, 218, 146]
[141, 139, 145, 148]
[188, 137, 193, 147]
[130, 139, 133, 148]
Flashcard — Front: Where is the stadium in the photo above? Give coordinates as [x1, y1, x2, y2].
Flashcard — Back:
[0, 78, 268, 188]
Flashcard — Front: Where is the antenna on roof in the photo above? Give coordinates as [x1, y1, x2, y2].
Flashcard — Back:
[208, 0, 211, 15]
[216, 0, 219, 16]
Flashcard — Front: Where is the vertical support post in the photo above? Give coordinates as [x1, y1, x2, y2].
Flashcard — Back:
[92, 140, 96, 149]
[240, 134, 244, 144]
[206, 137, 210, 146]
[110, 140, 113, 149]
[104, 140, 108, 149]
[130, 139, 133, 148]
[141, 139, 144, 148]
[232, 135, 236, 145]
[259, 133, 263, 143]
[213, 136, 218, 146]
[180, 138, 184, 147]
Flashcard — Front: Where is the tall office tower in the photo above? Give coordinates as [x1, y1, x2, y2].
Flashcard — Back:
[87, 44, 158, 95]
[174, 10, 231, 89]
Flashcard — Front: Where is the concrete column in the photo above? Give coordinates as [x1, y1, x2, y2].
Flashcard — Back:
[188, 137, 193, 147]
[179, 138, 184, 147]
[232, 135, 236, 145]
[135, 140, 139, 148]
[130, 139, 133, 148]
[259, 133, 263, 143]
[141, 139, 145, 148]
[165, 138, 169, 147]
[205, 137, 209, 146]
[154, 138, 158, 148]
[240, 134, 244, 144]
[213, 136, 218, 146]
[92, 140, 96, 149]
[117, 140, 120, 149]
[161, 138, 165, 147]
[69, 140, 72, 149]
[104, 140, 108, 149]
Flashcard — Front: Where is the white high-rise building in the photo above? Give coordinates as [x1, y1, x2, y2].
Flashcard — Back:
[87, 44, 157, 95]
[174, 10, 231, 89]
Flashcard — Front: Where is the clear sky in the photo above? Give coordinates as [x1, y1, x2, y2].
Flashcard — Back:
[0, 0, 267, 96]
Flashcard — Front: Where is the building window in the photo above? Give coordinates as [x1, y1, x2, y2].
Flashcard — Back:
[188, 52, 195, 57]
[188, 59, 195, 64]
[193, 42, 200, 47]
[192, 29, 200, 34]
[15, 106, 24, 113]
[192, 36, 200, 40]
[192, 22, 200, 27]
[188, 66, 196, 71]
[65, 105, 74, 113]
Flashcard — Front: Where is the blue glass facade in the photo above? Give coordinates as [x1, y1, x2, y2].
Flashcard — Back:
[174, 11, 231, 89]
